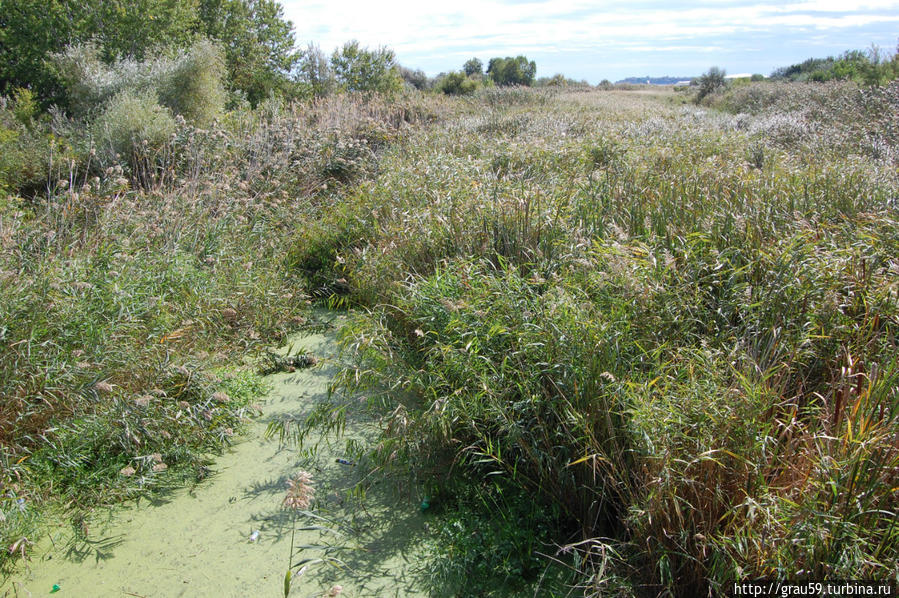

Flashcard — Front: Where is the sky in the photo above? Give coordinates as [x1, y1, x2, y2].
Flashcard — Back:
[281, 1, 899, 83]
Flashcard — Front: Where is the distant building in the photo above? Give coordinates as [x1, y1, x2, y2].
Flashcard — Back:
[724, 73, 753, 80]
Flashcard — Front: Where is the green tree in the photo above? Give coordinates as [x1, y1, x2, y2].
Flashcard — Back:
[398, 66, 429, 90]
[695, 66, 726, 103]
[0, 0, 300, 108]
[330, 41, 403, 94]
[463, 57, 483, 77]
[0, 0, 199, 106]
[297, 43, 335, 98]
[197, 0, 300, 105]
[85, 0, 199, 59]
[486, 56, 536, 86]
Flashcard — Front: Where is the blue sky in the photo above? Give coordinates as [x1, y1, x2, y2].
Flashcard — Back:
[281, 1, 899, 82]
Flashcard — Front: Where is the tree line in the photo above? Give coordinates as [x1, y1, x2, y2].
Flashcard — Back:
[0, 0, 554, 109]
[0, 0, 304, 107]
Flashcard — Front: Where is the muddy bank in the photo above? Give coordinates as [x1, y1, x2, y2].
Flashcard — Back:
[4, 321, 431, 597]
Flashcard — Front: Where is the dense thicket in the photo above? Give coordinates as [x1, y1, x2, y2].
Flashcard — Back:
[294, 83, 899, 594]
[487, 55, 537, 86]
[771, 45, 899, 85]
[2, 4, 899, 592]
[0, 0, 298, 107]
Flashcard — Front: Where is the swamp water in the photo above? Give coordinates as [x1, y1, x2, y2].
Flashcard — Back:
[4, 320, 432, 597]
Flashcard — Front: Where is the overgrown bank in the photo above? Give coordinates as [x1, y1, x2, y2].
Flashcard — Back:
[0, 74, 445, 577]
[293, 84, 899, 594]
[3, 79, 898, 595]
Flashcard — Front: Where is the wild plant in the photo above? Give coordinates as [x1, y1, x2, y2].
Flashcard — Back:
[305, 86, 898, 593]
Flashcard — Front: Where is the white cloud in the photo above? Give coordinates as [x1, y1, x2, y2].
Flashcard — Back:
[281, 0, 899, 79]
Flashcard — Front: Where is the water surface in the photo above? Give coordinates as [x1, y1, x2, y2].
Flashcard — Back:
[4, 324, 431, 597]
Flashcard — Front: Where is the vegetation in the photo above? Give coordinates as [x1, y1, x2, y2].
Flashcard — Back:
[487, 55, 537, 86]
[0, 39, 441, 575]
[0, 0, 299, 107]
[301, 82, 898, 594]
[437, 71, 479, 96]
[695, 66, 727, 103]
[330, 41, 404, 95]
[2, 8, 899, 594]
[297, 43, 337, 98]
[771, 45, 899, 86]
[196, 0, 301, 104]
[463, 58, 484, 77]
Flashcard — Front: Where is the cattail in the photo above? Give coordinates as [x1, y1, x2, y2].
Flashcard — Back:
[283, 471, 315, 511]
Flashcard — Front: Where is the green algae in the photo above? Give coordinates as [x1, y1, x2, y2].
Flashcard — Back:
[3, 323, 433, 597]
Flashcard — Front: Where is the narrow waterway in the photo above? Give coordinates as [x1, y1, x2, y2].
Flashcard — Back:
[5, 319, 431, 597]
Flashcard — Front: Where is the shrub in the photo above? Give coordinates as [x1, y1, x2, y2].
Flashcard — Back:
[438, 71, 478, 95]
[54, 40, 227, 125]
[52, 43, 128, 116]
[93, 90, 176, 183]
[399, 66, 429, 91]
[695, 66, 727, 103]
[157, 39, 227, 126]
[0, 94, 54, 195]
[770, 46, 899, 86]
[0, 0, 197, 108]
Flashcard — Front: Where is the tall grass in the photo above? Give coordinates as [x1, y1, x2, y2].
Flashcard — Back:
[0, 90, 439, 575]
[3, 81, 897, 593]
[301, 86, 899, 593]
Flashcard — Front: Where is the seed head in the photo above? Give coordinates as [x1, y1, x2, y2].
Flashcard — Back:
[283, 471, 315, 511]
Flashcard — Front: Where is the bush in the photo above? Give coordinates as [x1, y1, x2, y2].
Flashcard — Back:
[770, 46, 899, 86]
[399, 66, 429, 91]
[54, 39, 226, 125]
[93, 90, 176, 183]
[0, 93, 54, 195]
[157, 39, 227, 126]
[438, 71, 478, 95]
[52, 43, 129, 117]
[695, 66, 726, 103]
